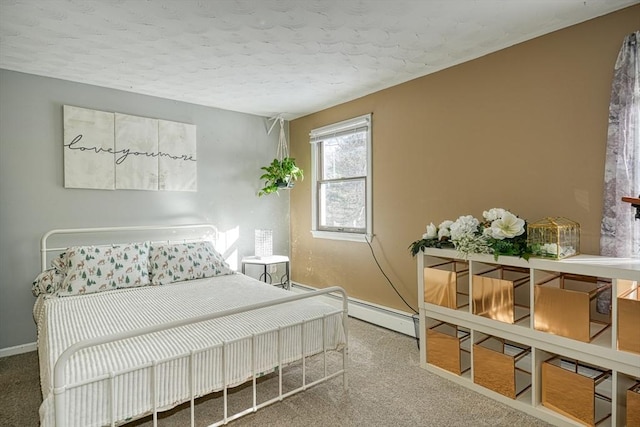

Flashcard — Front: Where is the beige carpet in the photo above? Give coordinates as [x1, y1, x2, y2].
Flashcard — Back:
[0, 318, 550, 427]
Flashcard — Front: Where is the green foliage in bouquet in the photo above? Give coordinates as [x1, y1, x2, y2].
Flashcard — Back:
[485, 233, 531, 260]
[408, 237, 454, 257]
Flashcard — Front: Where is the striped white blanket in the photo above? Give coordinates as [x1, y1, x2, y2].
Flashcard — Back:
[35, 274, 346, 427]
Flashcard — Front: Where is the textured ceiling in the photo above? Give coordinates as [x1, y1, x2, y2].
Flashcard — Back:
[0, 0, 638, 119]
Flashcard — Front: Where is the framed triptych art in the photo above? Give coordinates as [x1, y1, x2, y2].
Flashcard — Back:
[63, 105, 197, 191]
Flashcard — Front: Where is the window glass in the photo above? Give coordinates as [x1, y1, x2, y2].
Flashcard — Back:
[321, 130, 367, 180]
[319, 179, 366, 231]
[310, 114, 372, 241]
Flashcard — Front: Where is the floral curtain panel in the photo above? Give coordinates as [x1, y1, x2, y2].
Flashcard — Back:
[600, 31, 640, 259]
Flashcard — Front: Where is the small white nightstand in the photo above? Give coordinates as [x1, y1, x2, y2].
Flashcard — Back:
[241, 255, 290, 290]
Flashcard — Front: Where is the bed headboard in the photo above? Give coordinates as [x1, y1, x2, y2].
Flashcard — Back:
[40, 224, 219, 271]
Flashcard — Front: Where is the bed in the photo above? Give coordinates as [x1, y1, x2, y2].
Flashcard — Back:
[32, 224, 348, 427]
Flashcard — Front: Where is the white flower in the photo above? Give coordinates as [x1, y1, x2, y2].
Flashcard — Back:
[437, 220, 453, 239]
[540, 244, 576, 257]
[483, 208, 506, 222]
[448, 214, 490, 256]
[450, 215, 480, 241]
[489, 211, 525, 240]
[423, 223, 438, 239]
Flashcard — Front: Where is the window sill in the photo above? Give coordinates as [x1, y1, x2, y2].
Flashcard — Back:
[311, 230, 371, 243]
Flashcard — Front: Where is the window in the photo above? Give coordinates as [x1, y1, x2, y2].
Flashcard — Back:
[310, 114, 372, 242]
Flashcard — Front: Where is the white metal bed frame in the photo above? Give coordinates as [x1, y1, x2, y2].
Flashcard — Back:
[39, 224, 349, 427]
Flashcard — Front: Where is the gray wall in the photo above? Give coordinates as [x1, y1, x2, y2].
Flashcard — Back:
[0, 69, 290, 349]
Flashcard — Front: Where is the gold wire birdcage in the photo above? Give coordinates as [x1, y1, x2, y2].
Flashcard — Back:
[527, 217, 580, 259]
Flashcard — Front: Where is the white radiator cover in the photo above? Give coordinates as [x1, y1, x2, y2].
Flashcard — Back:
[291, 282, 416, 337]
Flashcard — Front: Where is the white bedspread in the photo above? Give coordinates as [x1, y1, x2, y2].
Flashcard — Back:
[35, 274, 345, 427]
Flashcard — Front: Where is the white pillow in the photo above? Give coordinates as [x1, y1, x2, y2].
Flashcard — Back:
[149, 241, 234, 285]
[57, 242, 150, 296]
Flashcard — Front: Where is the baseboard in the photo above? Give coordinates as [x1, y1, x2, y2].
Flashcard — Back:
[0, 341, 36, 358]
[291, 281, 418, 338]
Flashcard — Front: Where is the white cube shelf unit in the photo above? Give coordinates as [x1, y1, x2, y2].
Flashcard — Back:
[418, 248, 640, 427]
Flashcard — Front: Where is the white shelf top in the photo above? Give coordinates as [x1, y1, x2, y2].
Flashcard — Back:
[241, 255, 290, 265]
[421, 248, 640, 281]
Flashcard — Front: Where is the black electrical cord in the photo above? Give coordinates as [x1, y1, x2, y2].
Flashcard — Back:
[365, 235, 418, 315]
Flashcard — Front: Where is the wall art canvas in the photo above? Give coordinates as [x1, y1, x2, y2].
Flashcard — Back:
[115, 113, 159, 191]
[63, 106, 197, 192]
[158, 120, 197, 192]
[63, 105, 115, 189]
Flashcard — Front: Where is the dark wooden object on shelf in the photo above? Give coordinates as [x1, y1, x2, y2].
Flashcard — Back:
[622, 196, 640, 220]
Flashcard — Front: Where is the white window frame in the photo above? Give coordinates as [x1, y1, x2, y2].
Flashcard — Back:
[309, 114, 372, 242]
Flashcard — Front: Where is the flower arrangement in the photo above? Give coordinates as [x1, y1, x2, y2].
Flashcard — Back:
[409, 208, 531, 260]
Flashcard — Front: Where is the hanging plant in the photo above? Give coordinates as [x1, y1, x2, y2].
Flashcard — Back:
[258, 157, 304, 196]
[258, 117, 303, 196]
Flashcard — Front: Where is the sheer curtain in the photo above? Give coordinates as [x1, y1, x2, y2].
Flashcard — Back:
[600, 31, 640, 259]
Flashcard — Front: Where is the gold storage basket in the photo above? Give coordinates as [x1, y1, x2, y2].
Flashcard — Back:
[423, 259, 469, 309]
[473, 336, 531, 399]
[534, 273, 611, 343]
[527, 217, 580, 259]
[628, 382, 640, 427]
[426, 322, 470, 375]
[472, 265, 530, 324]
[617, 283, 640, 355]
[542, 357, 612, 426]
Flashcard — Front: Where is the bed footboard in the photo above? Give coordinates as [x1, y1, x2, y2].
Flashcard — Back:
[51, 286, 348, 427]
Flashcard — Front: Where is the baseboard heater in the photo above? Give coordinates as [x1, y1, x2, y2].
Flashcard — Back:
[291, 282, 417, 338]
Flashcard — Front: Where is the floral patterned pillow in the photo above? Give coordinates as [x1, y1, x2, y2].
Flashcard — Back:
[32, 268, 65, 296]
[50, 255, 67, 273]
[149, 241, 234, 285]
[57, 242, 150, 296]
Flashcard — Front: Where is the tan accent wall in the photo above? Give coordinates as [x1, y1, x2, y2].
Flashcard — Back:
[289, 6, 640, 313]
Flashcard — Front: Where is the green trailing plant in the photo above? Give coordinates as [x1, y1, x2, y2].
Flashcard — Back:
[258, 157, 303, 196]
